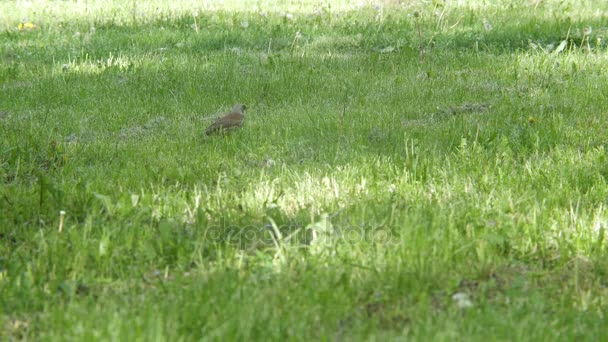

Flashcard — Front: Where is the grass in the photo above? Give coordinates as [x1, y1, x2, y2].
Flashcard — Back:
[1, 0, 608, 340]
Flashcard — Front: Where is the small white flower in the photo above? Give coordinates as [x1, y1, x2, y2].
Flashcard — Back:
[452, 292, 474, 308]
[240, 20, 249, 28]
[285, 13, 294, 21]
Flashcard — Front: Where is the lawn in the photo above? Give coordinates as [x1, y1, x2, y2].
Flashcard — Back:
[1, 0, 608, 340]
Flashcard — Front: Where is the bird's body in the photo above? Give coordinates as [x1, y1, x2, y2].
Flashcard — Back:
[205, 104, 247, 135]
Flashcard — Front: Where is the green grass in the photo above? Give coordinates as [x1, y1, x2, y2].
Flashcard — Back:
[1, 0, 608, 340]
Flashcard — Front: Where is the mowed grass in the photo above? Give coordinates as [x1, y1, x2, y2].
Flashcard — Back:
[1, 0, 608, 339]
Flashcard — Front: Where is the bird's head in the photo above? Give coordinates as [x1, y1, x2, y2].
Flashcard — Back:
[232, 104, 247, 114]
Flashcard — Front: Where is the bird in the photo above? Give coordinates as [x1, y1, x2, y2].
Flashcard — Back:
[205, 104, 247, 135]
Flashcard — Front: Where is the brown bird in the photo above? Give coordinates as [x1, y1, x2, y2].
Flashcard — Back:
[205, 104, 247, 135]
